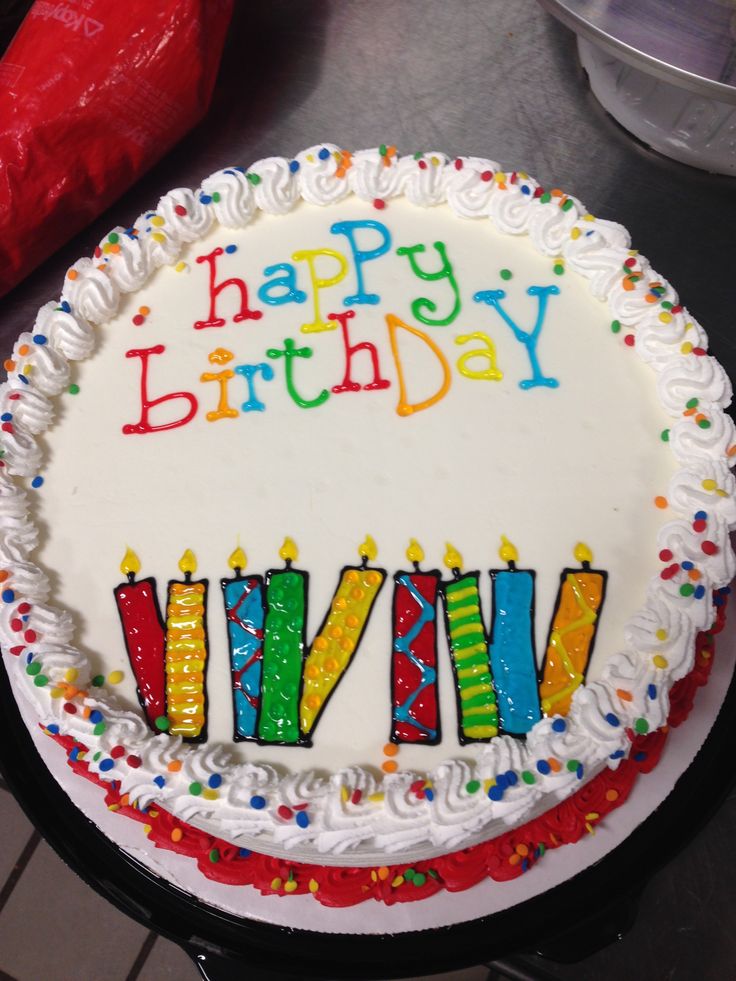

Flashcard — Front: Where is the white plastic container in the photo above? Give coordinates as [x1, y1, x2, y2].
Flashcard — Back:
[540, 0, 736, 176]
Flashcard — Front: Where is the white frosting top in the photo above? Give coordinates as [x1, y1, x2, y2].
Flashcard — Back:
[1, 146, 733, 866]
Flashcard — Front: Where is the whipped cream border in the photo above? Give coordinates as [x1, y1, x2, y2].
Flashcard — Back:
[1, 144, 734, 863]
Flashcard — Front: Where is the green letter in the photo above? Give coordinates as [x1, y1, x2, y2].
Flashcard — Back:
[396, 241, 461, 326]
[266, 338, 329, 409]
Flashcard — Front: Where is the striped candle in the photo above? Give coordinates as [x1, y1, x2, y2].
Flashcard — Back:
[440, 543, 498, 743]
[165, 549, 209, 741]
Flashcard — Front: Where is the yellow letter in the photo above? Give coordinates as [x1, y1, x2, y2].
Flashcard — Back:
[455, 332, 503, 381]
[292, 248, 348, 333]
[386, 313, 451, 416]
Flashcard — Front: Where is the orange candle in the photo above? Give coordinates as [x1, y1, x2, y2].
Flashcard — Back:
[539, 542, 608, 715]
[539, 542, 607, 717]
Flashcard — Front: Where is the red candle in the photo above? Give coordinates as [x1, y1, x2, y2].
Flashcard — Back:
[114, 547, 167, 730]
[390, 539, 441, 744]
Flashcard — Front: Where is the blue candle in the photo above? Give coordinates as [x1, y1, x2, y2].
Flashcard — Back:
[221, 547, 265, 741]
[489, 537, 541, 736]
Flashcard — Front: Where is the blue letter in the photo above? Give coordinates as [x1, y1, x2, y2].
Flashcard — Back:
[234, 362, 275, 412]
[257, 263, 306, 306]
[473, 285, 560, 390]
[330, 219, 391, 306]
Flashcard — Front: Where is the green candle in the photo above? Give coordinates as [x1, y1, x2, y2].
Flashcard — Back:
[440, 543, 498, 743]
[258, 537, 306, 744]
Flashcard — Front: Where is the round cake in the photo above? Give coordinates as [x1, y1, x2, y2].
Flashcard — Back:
[1, 145, 734, 901]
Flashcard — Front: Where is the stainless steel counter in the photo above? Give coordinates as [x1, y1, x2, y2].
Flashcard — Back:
[1, 2, 735, 976]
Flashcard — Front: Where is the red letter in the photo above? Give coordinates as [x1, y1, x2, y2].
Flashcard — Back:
[123, 345, 198, 434]
[194, 247, 262, 329]
[329, 310, 391, 394]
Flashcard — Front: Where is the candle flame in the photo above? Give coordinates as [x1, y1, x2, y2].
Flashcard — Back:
[406, 538, 424, 565]
[120, 547, 141, 577]
[228, 546, 247, 571]
[358, 534, 378, 562]
[279, 536, 299, 564]
[178, 548, 198, 575]
[574, 541, 593, 565]
[443, 542, 463, 571]
[499, 535, 519, 564]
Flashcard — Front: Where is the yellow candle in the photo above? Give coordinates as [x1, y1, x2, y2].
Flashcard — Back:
[299, 536, 385, 738]
[166, 548, 209, 740]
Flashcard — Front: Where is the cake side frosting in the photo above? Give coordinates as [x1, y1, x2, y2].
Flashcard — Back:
[0, 145, 734, 862]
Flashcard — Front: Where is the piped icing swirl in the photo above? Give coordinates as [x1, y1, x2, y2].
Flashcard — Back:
[97, 228, 150, 294]
[199, 168, 255, 229]
[133, 211, 182, 269]
[0, 386, 53, 436]
[296, 144, 353, 206]
[657, 355, 733, 416]
[156, 188, 214, 244]
[249, 157, 299, 215]
[61, 258, 119, 326]
[488, 176, 540, 235]
[528, 192, 583, 256]
[445, 157, 500, 218]
[0, 146, 733, 862]
[35, 301, 96, 362]
[399, 151, 450, 206]
[348, 147, 405, 201]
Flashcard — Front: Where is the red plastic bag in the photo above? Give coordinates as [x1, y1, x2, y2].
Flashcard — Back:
[0, 0, 233, 298]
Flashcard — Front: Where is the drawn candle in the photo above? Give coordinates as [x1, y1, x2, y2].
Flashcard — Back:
[300, 535, 386, 741]
[165, 549, 209, 741]
[489, 536, 541, 736]
[440, 543, 498, 743]
[539, 542, 608, 717]
[221, 545, 264, 742]
[391, 538, 441, 745]
[259, 537, 307, 745]
[114, 547, 166, 730]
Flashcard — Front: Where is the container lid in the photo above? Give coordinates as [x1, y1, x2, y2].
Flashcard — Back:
[539, 0, 736, 103]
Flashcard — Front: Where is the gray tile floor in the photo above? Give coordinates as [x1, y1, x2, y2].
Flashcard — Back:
[0, 778, 488, 981]
[0, 774, 735, 980]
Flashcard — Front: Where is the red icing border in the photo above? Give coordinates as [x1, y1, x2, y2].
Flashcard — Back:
[44, 599, 725, 908]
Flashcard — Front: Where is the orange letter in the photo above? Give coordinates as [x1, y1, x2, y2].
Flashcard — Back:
[386, 314, 451, 417]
